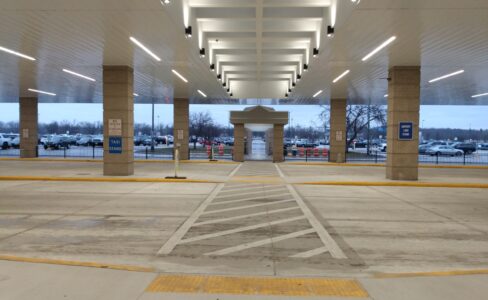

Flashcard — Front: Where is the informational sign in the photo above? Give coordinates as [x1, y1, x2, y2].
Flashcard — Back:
[177, 129, 184, 140]
[399, 122, 414, 140]
[335, 131, 343, 142]
[109, 136, 122, 154]
[108, 119, 122, 136]
[22, 128, 29, 139]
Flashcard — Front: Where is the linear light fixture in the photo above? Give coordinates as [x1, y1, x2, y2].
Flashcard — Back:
[62, 69, 96, 82]
[472, 92, 488, 98]
[333, 70, 350, 83]
[362, 36, 396, 61]
[197, 90, 207, 97]
[0, 46, 36, 61]
[384, 94, 388, 98]
[129, 37, 161, 62]
[313, 90, 323, 98]
[428, 70, 464, 83]
[172, 69, 188, 83]
[28, 88, 56, 96]
[133, 93, 139, 97]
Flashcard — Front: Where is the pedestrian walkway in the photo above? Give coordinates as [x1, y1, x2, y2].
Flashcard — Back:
[158, 162, 348, 263]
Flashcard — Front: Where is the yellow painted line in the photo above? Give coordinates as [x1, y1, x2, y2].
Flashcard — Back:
[0, 157, 238, 164]
[0, 176, 220, 184]
[286, 161, 488, 170]
[146, 274, 368, 297]
[0, 255, 155, 273]
[375, 269, 488, 279]
[299, 181, 488, 189]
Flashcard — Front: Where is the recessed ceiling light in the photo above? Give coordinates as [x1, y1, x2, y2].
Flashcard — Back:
[197, 90, 207, 98]
[62, 69, 96, 82]
[133, 93, 139, 97]
[28, 88, 56, 96]
[362, 36, 397, 61]
[129, 37, 161, 62]
[472, 92, 488, 98]
[0, 45, 36, 61]
[428, 70, 464, 83]
[333, 70, 350, 83]
[313, 90, 323, 98]
[172, 69, 188, 83]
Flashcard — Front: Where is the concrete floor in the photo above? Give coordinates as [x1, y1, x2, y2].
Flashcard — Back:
[0, 160, 487, 299]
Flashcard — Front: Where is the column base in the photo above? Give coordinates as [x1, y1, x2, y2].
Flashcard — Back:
[386, 167, 418, 181]
[20, 149, 37, 159]
[103, 163, 134, 176]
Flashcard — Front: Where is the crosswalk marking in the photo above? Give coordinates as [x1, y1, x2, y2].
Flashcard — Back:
[192, 207, 301, 227]
[179, 216, 306, 244]
[202, 199, 295, 215]
[204, 229, 316, 256]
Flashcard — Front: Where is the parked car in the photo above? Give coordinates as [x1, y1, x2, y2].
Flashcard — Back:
[91, 136, 103, 147]
[418, 144, 432, 154]
[426, 145, 464, 157]
[134, 135, 149, 146]
[478, 143, 488, 150]
[76, 136, 93, 146]
[453, 142, 477, 154]
[379, 143, 387, 152]
[10, 137, 20, 149]
[0, 134, 12, 149]
[44, 136, 71, 150]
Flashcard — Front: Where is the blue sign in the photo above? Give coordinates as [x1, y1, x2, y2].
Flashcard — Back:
[399, 122, 414, 140]
[109, 137, 122, 154]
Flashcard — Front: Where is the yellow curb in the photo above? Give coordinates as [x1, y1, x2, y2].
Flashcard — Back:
[0, 176, 220, 184]
[0, 157, 238, 164]
[0, 255, 155, 273]
[374, 269, 488, 279]
[298, 181, 488, 189]
[286, 162, 488, 170]
[146, 274, 369, 297]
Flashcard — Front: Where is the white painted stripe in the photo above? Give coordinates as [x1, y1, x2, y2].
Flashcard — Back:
[215, 187, 287, 199]
[290, 246, 329, 258]
[157, 183, 225, 255]
[221, 184, 264, 191]
[179, 216, 306, 244]
[219, 185, 277, 193]
[202, 199, 295, 215]
[210, 194, 291, 206]
[193, 207, 301, 227]
[287, 184, 347, 259]
[204, 229, 316, 256]
[275, 163, 286, 178]
[227, 163, 242, 178]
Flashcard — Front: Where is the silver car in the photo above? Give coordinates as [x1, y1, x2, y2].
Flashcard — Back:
[426, 145, 463, 157]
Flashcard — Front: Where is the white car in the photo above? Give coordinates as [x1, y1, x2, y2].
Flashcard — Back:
[10, 137, 20, 149]
[0, 134, 12, 149]
[426, 145, 464, 157]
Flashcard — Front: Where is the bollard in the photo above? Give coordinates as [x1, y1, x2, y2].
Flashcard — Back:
[165, 148, 186, 179]
[436, 152, 439, 165]
[92, 144, 95, 159]
[63, 146, 66, 158]
[463, 152, 466, 165]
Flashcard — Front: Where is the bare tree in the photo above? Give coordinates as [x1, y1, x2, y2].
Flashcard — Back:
[190, 111, 214, 149]
[319, 104, 387, 150]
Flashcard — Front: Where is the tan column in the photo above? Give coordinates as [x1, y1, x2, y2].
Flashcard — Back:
[103, 66, 134, 176]
[329, 99, 347, 163]
[233, 123, 245, 162]
[273, 124, 284, 162]
[386, 66, 420, 181]
[173, 98, 189, 160]
[19, 97, 38, 158]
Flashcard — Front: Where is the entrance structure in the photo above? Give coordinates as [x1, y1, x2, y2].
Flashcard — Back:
[230, 106, 289, 163]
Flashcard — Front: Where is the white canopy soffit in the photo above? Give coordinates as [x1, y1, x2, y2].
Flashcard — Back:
[0, 0, 488, 105]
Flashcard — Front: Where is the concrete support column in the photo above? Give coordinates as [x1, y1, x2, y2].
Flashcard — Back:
[19, 97, 38, 158]
[386, 66, 421, 181]
[273, 124, 284, 163]
[329, 99, 347, 163]
[173, 99, 189, 160]
[103, 66, 134, 176]
[233, 124, 245, 162]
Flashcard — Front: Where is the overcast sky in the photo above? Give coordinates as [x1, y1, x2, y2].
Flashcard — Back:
[1, 103, 487, 130]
